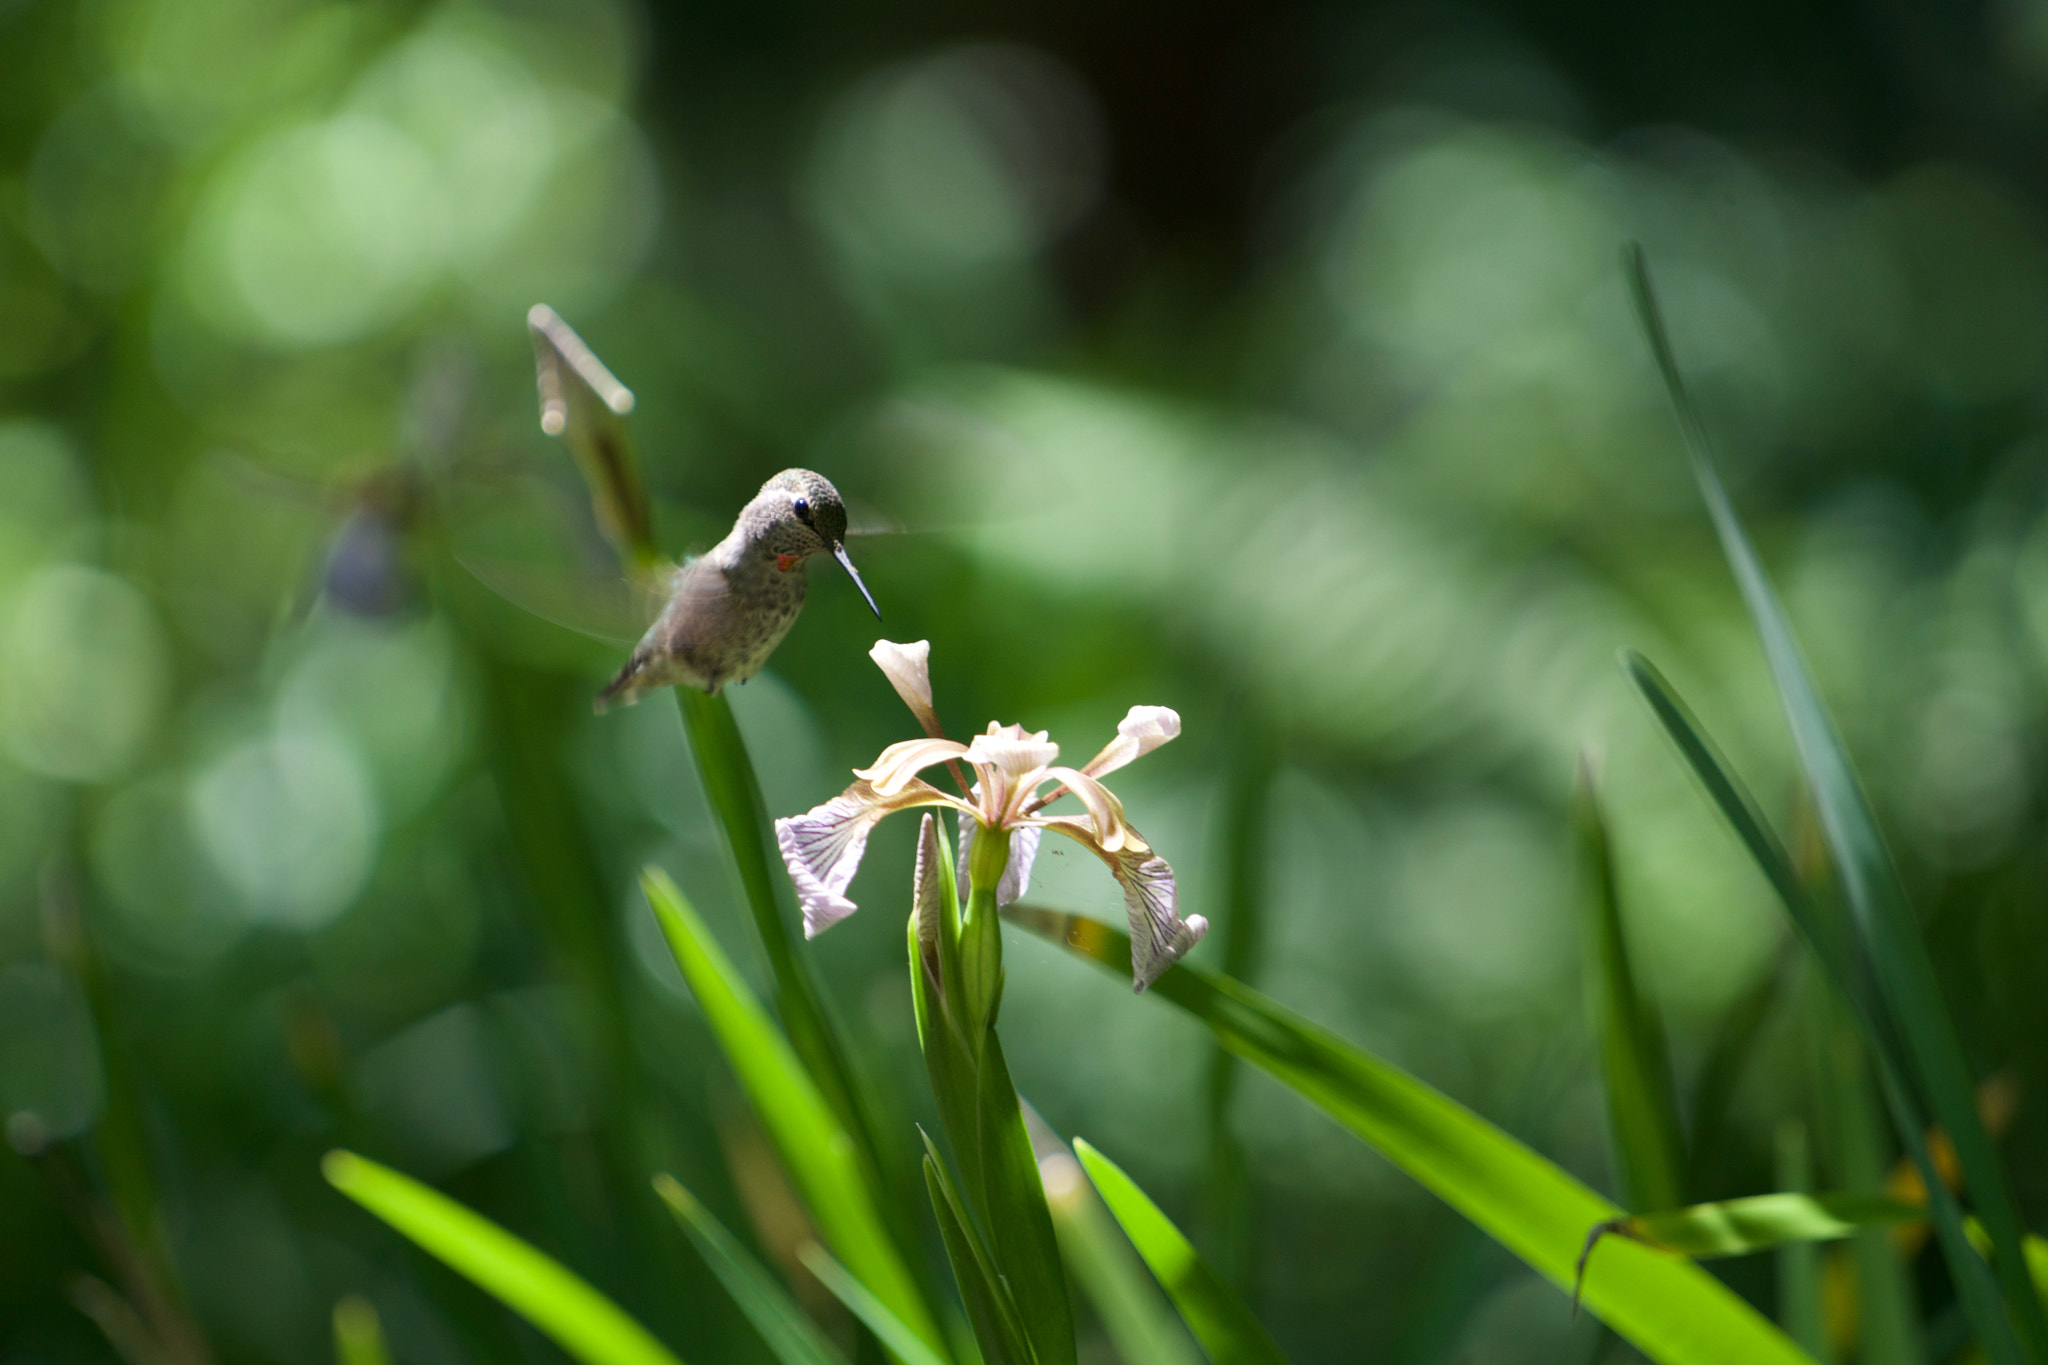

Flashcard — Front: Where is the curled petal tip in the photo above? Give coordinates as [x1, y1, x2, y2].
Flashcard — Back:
[870, 639, 942, 737]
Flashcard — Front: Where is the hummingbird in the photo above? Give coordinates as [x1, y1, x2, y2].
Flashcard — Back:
[593, 468, 882, 710]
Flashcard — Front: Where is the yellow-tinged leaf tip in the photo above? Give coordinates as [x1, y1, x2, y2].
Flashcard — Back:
[323, 1150, 361, 1185]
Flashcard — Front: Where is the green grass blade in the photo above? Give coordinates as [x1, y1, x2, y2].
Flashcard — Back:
[334, 1295, 394, 1365]
[1816, 1006, 1920, 1365]
[675, 691, 893, 1181]
[1687, 943, 1797, 1192]
[1072, 1140, 1290, 1365]
[1624, 652, 2011, 1357]
[1595, 1192, 1922, 1263]
[1574, 761, 1686, 1212]
[1009, 907, 1814, 1365]
[1037, 1143, 1205, 1365]
[1773, 1125, 1828, 1359]
[323, 1150, 685, 1365]
[644, 870, 948, 1364]
[922, 1144, 1032, 1365]
[1628, 244, 2045, 1364]
[973, 1027, 1075, 1365]
[654, 1175, 847, 1365]
[799, 1243, 951, 1365]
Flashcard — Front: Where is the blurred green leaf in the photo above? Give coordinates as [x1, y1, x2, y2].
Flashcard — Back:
[1774, 1125, 1828, 1359]
[922, 1139, 1033, 1365]
[323, 1150, 684, 1365]
[1574, 760, 1686, 1212]
[1629, 242, 2043, 1365]
[1072, 1139, 1290, 1365]
[653, 1174, 847, 1365]
[1585, 1192, 1920, 1264]
[798, 1242, 951, 1365]
[333, 1296, 394, 1365]
[1009, 907, 1815, 1365]
[643, 869, 948, 1365]
[1036, 1138, 1205, 1365]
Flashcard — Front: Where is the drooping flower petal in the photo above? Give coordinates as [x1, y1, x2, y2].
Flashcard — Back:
[855, 737, 974, 796]
[958, 810, 1040, 906]
[1040, 819, 1205, 990]
[1109, 851, 1205, 992]
[1042, 766, 1133, 853]
[1080, 706, 1181, 779]
[776, 779, 960, 936]
[871, 639, 943, 738]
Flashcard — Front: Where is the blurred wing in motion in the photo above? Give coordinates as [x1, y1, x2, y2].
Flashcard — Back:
[528, 304, 654, 564]
[457, 552, 673, 647]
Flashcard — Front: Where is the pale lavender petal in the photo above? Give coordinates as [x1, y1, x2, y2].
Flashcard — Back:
[1109, 851, 1206, 992]
[776, 780, 952, 937]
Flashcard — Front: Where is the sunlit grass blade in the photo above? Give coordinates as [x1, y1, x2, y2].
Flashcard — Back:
[334, 1295, 394, 1365]
[1037, 1140, 1205, 1365]
[923, 1142, 1033, 1365]
[1009, 907, 1813, 1365]
[798, 1243, 951, 1365]
[972, 1027, 1075, 1365]
[323, 1150, 684, 1365]
[643, 870, 948, 1365]
[1585, 1192, 1920, 1265]
[1574, 760, 1685, 1212]
[654, 1175, 847, 1365]
[1628, 244, 2045, 1364]
[1072, 1139, 1290, 1365]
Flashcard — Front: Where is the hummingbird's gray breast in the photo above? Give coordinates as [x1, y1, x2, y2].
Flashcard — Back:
[655, 549, 808, 693]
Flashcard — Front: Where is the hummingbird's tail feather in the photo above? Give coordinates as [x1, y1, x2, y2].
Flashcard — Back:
[594, 656, 649, 714]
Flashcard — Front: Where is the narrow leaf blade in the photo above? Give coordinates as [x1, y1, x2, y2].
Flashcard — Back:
[1073, 1140, 1290, 1365]
[974, 1029, 1076, 1365]
[644, 870, 948, 1363]
[1575, 762, 1686, 1212]
[1010, 908, 1814, 1365]
[923, 1146, 1032, 1365]
[798, 1243, 951, 1365]
[1627, 245, 2046, 1363]
[323, 1150, 684, 1365]
[654, 1175, 847, 1365]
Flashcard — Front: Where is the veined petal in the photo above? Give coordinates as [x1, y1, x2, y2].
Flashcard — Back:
[958, 810, 1040, 906]
[1040, 820, 1205, 991]
[1112, 851, 1206, 992]
[1043, 766, 1133, 853]
[855, 736, 973, 796]
[775, 779, 960, 937]
[871, 639, 943, 738]
[1080, 706, 1181, 779]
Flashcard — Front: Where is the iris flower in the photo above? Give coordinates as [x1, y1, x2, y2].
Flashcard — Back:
[775, 640, 1207, 990]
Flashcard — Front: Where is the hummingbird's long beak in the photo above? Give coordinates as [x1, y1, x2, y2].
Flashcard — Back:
[832, 542, 882, 619]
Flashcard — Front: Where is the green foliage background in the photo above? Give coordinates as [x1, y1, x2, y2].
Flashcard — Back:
[5, 0, 2048, 1360]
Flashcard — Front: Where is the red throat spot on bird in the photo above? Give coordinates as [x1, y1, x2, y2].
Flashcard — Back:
[776, 553, 800, 572]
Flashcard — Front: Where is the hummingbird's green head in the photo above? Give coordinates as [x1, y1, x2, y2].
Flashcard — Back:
[754, 468, 880, 618]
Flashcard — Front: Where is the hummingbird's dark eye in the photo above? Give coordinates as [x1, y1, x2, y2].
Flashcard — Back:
[793, 497, 812, 523]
